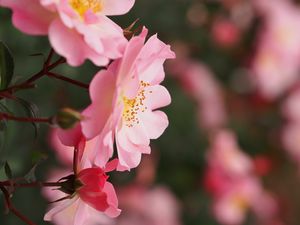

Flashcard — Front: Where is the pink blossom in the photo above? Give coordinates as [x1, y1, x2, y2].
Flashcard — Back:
[44, 127, 121, 225]
[213, 177, 277, 225]
[169, 59, 227, 131]
[49, 128, 74, 165]
[81, 27, 175, 170]
[116, 185, 182, 225]
[281, 87, 300, 170]
[0, 0, 135, 66]
[206, 130, 253, 178]
[281, 87, 300, 123]
[204, 130, 278, 225]
[211, 18, 240, 47]
[251, 0, 300, 99]
[43, 169, 114, 225]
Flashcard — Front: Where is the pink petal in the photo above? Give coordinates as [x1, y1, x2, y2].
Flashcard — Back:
[104, 159, 119, 173]
[93, 125, 114, 168]
[137, 34, 175, 84]
[116, 137, 142, 170]
[139, 110, 169, 139]
[56, 123, 83, 147]
[1, 0, 54, 35]
[49, 19, 108, 66]
[103, 182, 121, 217]
[73, 201, 88, 225]
[81, 68, 117, 139]
[116, 128, 150, 170]
[76, 16, 126, 59]
[117, 27, 148, 85]
[144, 85, 171, 110]
[102, 0, 135, 16]
[124, 123, 150, 146]
[44, 196, 79, 221]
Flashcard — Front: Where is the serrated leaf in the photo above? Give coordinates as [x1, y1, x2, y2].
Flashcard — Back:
[14, 97, 39, 137]
[4, 161, 12, 179]
[24, 153, 47, 182]
[0, 41, 14, 90]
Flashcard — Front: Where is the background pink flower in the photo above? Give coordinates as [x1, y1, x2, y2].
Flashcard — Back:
[204, 129, 278, 225]
[169, 59, 227, 132]
[251, 0, 300, 99]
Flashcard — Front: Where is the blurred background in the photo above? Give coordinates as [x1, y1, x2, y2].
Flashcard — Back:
[1, 0, 300, 224]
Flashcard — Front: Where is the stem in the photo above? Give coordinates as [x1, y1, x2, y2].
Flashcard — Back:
[73, 147, 79, 175]
[0, 181, 62, 188]
[0, 54, 66, 96]
[0, 186, 38, 225]
[46, 72, 89, 89]
[44, 48, 55, 67]
[0, 113, 51, 124]
[25, 57, 66, 84]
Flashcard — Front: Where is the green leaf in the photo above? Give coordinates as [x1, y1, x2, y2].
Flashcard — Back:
[4, 161, 12, 179]
[0, 102, 10, 151]
[14, 97, 39, 137]
[24, 164, 38, 183]
[0, 161, 5, 170]
[24, 152, 48, 183]
[0, 41, 14, 90]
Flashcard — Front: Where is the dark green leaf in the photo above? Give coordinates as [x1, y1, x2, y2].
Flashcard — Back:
[0, 41, 14, 90]
[24, 164, 38, 183]
[14, 97, 39, 137]
[0, 161, 5, 170]
[0, 102, 10, 151]
[4, 161, 12, 179]
[24, 152, 47, 182]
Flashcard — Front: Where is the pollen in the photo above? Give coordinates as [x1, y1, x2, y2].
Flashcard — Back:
[70, 0, 103, 17]
[122, 81, 151, 127]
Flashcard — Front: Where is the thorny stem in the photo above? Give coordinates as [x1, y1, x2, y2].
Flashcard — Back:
[46, 72, 89, 89]
[0, 112, 52, 124]
[0, 186, 38, 225]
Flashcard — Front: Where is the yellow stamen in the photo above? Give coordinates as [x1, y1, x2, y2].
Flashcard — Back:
[122, 81, 150, 128]
[70, 0, 103, 17]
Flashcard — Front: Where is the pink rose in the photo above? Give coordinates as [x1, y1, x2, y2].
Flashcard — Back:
[44, 126, 121, 224]
[81, 27, 175, 170]
[1, 0, 135, 66]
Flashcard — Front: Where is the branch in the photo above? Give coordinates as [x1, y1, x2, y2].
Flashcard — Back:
[0, 181, 62, 188]
[0, 50, 66, 96]
[0, 113, 51, 124]
[46, 72, 89, 89]
[0, 186, 38, 225]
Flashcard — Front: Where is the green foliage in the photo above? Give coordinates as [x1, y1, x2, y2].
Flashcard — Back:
[14, 97, 40, 137]
[4, 161, 12, 179]
[0, 41, 14, 90]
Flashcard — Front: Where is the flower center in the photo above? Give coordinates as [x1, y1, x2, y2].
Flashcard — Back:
[122, 81, 150, 128]
[70, 0, 103, 16]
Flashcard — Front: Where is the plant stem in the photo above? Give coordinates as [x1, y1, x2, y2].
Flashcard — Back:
[46, 72, 89, 89]
[0, 181, 62, 188]
[0, 186, 38, 225]
[73, 147, 79, 175]
[0, 113, 51, 124]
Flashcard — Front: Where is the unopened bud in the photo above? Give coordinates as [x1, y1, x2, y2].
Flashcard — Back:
[54, 108, 82, 129]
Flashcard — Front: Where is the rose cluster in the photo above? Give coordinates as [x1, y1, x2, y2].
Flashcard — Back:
[0, 0, 174, 224]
